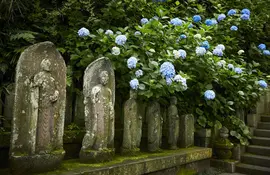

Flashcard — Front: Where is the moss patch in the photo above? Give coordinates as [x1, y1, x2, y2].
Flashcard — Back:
[37, 147, 203, 175]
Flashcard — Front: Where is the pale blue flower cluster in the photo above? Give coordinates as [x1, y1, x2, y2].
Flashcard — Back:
[105, 30, 114, 35]
[135, 70, 143, 78]
[258, 44, 266, 50]
[170, 18, 183, 26]
[241, 8, 250, 15]
[166, 77, 172, 85]
[127, 57, 137, 69]
[130, 79, 139, 90]
[230, 26, 238, 31]
[174, 75, 187, 89]
[205, 19, 213, 26]
[218, 14, 226, 22]
[228, 9, 236, 16]
[204, 90, 216, 100]
[160, 62, 176, 79]
[179, 49, 187, 59]
[234, 67, 243, 74]
[263, 50, 270, 56]
[196, 47, 207, 56]
[216, 44, 225, 51]
[241, 9, 250, 20]
[141, 18, 149, 25]
[115, 35, 127, 46]
[201, 41, 210, 50]
[211, 19, 218, 25]
[258, 80, 268, 88]
[228, 64, 234, 70]
[213, 48, 223, 57]
[134, 31, 142, 36]
[112, 47, 120, 55]
[193, 15, 201, 22]
[78, 27, 90, 37]
[217, 60, 226, 67]
[180, 34, 187, 39]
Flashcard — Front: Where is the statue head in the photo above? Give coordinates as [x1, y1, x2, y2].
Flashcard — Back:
[130, 90, 137, 99]
[40, 59, 51, 72]
[170, 96, 177, 105]
[99, 71, 109, 86]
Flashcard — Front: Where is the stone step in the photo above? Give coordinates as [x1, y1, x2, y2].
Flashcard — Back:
[251, 137, 270, 146]
[257, 122, 270, 130]
[261, 116, 270, 122]
[246, 145, 270, 156]
[236, 163, 270, 175]
[241, 153, 270, 167]
[254, 129, 270, 138]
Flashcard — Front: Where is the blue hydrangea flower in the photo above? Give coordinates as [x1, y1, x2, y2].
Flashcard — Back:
[258, 44, 266, 50]
[217, 14, 226, 22]
[263, 50, 270, 56]
[230, 26, 238, 31]
[211, 19, 218, 25]
[170, 18, 183, 26]
[174, 75, 183, 82]
[241, 14, 250, 20]
[196, 47, 207, 56]
[141, 18, 149, 25]
[179, 49, 187, 59]
[234, 67, 243, 74]
[135, 69, 143, 78]
[180, 34, 187, 39]
[204, 90, 216, 100]
[228, 9, 237, 16]
[205, 19, 213, 26]
[258, 80, 268, 88]
[193, 15, 202, 22]
[115, 35, 127, 46]
[127, 57, 138, 69]
[152, 16, 159, 20]
[78, 27, 90, 37]
[241, 9, 250, 15]
[213, 48, 223, 57]
[217, 60, 226, 67]
[160, 62, 175, 78]
[188, 23, 194, 28]
[228, 64, 234, 70]
[166, 77, 172, 86]
[105, 30, 114, 35]
[216, 44, 225, 51]
[130, 79, 139, 90]
[134, 31, 142, 36]
[200, 41, 210, 50]
[112, 47, 120, 55]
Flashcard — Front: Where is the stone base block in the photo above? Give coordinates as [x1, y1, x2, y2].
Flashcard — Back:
[10, 150, 65, 175]
[120, 147, 140, 156]
[79, 148, 115, 163]
[210, 158, 239, 173]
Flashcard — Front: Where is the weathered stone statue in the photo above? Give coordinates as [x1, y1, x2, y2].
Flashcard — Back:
[146, 101, 163, 152]
[10, 42, 66, 174]
[179, 114, 194, 148]
[121, 90, 142, 155]
[215, 126, 234, 159]
[80, 57, 115, 163]
[167, 96, 179, 150]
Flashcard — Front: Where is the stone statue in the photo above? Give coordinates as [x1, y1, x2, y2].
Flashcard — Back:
[167, 96, 179, 150]
[121, 90, 142, 155]
[80, 57, 115, 163]
[10, 41, 66, 174]
[215, 126, 234, 159]
[146, 101, 163, 152]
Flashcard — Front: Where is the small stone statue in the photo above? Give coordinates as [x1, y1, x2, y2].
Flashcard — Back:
[80, 57, 115, 163]
[214, 126, 234, 159]
[122, 90, 142, 155]
[146, 101, 163, 152]
[167, 96, 179, 150]
[10, 42, 66, 174]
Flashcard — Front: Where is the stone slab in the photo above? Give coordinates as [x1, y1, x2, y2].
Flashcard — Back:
[210, 159, 239, 173]
[35, 147, 212, 175]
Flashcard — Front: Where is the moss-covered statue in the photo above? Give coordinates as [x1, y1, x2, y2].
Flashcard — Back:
[168, 96, 180, 150]
[80, 57, 115, 163]
[122, 90, 142, 155]
[10, 42, 66, 174]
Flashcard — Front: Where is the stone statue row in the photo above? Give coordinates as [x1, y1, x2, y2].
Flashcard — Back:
[9, 42, 194, 174]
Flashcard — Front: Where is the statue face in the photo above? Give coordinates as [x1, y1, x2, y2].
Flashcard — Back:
[41, 59, 51, 71]
[130, 90, 137, 99]
[170, 97, 177, 105]
[100, 71, 109, 85]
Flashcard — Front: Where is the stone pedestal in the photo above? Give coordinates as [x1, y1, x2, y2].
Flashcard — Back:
[80, 149, 115, 163]
[179, 114, 194, 148]
[232, 144, 241, 161]
[195, 128, 212, 148]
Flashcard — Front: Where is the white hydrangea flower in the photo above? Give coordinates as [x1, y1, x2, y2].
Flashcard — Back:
[194, 34, 202, 39]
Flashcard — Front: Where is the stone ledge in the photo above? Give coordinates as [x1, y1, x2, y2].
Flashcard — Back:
[37, 147, 212, 175]
[210, 158, 239, 173]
